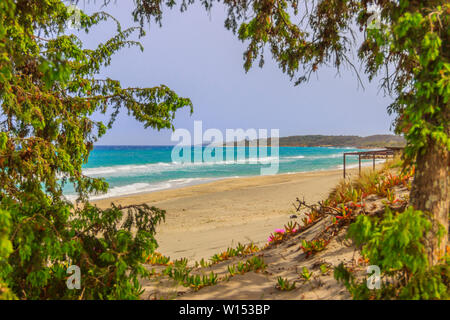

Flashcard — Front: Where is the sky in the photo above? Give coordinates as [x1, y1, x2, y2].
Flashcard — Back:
[73, 1, 395, 145]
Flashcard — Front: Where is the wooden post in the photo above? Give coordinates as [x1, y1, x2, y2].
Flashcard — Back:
[343, 154, 346, 179]
[358, 154, 361, 176]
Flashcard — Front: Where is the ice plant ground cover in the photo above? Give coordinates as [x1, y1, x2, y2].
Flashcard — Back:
[141, 160, 448, 300]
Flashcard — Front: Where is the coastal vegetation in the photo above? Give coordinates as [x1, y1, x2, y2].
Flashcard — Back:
[142, 160, 448, 299]
[0, 0, 448, 300]
[276, 277, 296, 291]
[216, 0, 450, 268]
[162, 259, 219, 290]
[0, 1, 191, 299]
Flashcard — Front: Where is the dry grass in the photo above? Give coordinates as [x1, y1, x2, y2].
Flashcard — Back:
[328, 156, 408, 205]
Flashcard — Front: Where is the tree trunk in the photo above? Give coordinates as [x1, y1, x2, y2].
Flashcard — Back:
[410, 138, 449, 266]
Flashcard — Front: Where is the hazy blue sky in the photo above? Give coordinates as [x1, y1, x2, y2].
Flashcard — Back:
[75, 1, 395, 145]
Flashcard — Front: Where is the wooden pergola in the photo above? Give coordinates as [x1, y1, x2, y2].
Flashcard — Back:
[343, 147, 402, 178]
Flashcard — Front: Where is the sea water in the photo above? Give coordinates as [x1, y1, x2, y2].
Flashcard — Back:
[64, 146, 380, 200]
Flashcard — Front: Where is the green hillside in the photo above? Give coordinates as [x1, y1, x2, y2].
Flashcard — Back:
[228, 134, 406, 148]
[277, 134, 405, 148]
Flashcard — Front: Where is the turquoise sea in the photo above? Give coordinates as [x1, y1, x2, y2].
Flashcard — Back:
[64, 146, 380, 200]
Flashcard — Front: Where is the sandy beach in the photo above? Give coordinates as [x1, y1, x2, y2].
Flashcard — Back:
[93, 168, 362, 262]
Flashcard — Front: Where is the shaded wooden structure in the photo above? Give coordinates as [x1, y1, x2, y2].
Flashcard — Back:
[343, 147, 402, 178]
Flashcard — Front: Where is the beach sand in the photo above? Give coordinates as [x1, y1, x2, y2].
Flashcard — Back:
[93, 168, 362, 262]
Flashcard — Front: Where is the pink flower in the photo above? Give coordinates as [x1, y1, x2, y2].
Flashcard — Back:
[268, 236, 274, 242]
[275, 229, 285, 234]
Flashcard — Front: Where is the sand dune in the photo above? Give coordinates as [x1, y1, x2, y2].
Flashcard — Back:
[135, 167, 407, 300]
[93, 168, 363, 261]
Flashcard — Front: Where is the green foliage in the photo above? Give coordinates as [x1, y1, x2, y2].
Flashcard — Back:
[0, 1, 191, 299]
[227, 255, 267, 276]
[300, 239, 329, 257]
[399, 261, 449, 300]
[163, 258, 190, 283]
[333, 262, 371, 299]
[328, 167, 414, 206]
[348, 207, 431, 274]
[195, 257, 212, 268]
[212, 0, 450, 159]
[185, 272, 218, 290]
[329, 182, 364, 205]
[319, 264, 330, 276]
[210, 242, 260, 264]
[130, 2, 450, 159]
[244, 256, 267, 271]
[146, 252, 172, 266]
[2, 0, 448, 300]
[276, 277, 296, 291]
[386, 156, 404, 169]
[0, 210, 15, 299]
[299, 266, 312, 281]
[384, 4, 450, 160]
[336, 206, 449, 299]
[163, 258, 219, 290]
[227, 264, 237, 276]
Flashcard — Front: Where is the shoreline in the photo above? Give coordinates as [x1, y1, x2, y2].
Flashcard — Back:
[93, 165, 375, 261]
[83, 159, 383, 202]
[93, 167, 345, 206]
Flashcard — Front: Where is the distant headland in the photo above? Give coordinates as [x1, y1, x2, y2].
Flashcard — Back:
[223, 134, 406, 148]
[276, 134, 405, 148]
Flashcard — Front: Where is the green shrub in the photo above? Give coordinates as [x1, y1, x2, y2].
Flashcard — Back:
[276, 277, 296, 291]
[300, 267, 313, 281]
[227, 256, 267, 276]
[335, 206, 449, 300]
[0, 210, 15, 300]
[0, 1, 191, 299]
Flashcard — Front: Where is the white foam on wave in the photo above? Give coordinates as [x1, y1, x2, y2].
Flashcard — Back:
[83, 156, 279, 177]
[308, 153, 344, 159]
[83, 162, 170, 176]
[82, 153, 351, 178]
[65, 177, 222, 201]
[283, 155, 305, 159]
[281, 153, 343, 161]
